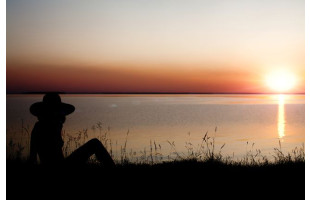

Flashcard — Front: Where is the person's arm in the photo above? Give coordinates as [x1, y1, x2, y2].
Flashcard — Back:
[28, 124, 38, 164]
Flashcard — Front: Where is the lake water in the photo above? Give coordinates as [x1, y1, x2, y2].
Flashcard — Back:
[6, 94, 305, 162]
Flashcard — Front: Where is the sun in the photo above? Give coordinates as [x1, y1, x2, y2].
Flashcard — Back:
[265, 70, 296, 93]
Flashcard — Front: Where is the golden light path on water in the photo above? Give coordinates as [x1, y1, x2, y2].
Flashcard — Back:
[277, 95, 286, 139]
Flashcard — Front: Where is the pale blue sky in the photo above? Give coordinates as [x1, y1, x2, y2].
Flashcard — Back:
[7, 0, 304, 67]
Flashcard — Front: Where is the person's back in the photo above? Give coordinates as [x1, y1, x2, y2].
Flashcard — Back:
[30, 120, 65, 164]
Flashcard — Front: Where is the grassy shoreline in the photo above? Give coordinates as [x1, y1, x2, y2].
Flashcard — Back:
[7, 123, 305, 165]
[7, 155, 305, 199]
[7, 135, 305, 199]
[6, 125, 305, 199]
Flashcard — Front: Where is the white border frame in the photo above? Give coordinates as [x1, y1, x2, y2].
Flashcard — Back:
[0, 0, 6, 199]
[305, 0, 309, 198]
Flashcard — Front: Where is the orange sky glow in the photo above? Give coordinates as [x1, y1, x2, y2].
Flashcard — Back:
[6, 0, 305, 94]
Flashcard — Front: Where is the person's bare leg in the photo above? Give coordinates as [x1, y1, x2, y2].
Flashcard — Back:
[66, 138, 115, 167]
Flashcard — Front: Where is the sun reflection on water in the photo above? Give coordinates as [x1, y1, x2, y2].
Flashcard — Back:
[277, 95, 286, 139]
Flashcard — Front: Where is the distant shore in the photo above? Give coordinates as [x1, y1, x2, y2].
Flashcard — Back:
[7, 91, 306, 95]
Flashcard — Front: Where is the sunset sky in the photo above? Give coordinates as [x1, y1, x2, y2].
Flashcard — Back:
[6, 0, 305, 94]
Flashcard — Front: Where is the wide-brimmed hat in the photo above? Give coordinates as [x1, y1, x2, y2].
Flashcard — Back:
[30, 93, 75, 117]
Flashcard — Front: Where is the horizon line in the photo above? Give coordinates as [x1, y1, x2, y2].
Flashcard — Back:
[6, 91, 306, 95]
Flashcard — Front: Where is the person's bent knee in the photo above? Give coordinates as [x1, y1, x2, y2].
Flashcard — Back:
[88, 138, 102, 147]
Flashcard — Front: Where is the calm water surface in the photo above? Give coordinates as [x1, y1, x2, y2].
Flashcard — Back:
[6, 94, 305, 161]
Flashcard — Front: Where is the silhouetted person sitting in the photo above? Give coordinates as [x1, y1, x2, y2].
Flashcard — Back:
[28, 93, 115, 168]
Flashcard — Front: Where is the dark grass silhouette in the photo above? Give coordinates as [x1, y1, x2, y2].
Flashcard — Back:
[7, 156, 304, 199]
[7, 125, 305, 199]
[7, 137, 305, 200]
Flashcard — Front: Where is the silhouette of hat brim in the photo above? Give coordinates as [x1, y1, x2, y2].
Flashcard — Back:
[30, 102, 75, 116]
